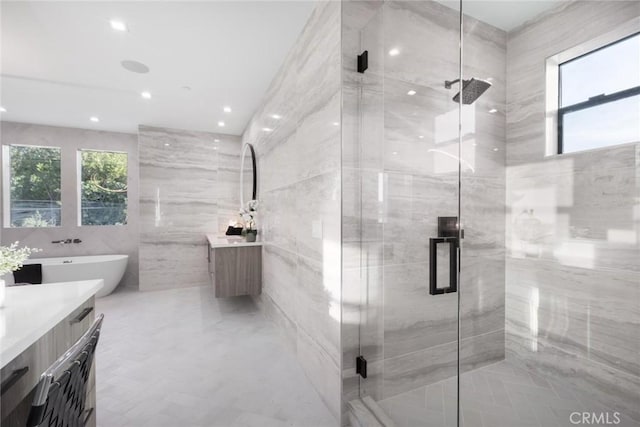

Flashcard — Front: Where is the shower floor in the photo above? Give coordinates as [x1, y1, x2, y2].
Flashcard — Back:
[377, 360, 640, 427]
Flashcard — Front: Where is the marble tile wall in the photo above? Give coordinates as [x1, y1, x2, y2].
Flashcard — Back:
[0, 121, 140, 290]
[505, 1, 640, 422]
[138, 125, 241, 292]
[241, 1, 342, 422]
[341, 0, 507, 412]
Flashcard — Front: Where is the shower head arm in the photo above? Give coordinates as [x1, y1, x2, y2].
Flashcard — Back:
[444, 78, 462, 89]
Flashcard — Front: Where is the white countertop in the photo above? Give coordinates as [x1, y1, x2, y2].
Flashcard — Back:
[206, 234, 263, 249]
[0, 280, 104, 368]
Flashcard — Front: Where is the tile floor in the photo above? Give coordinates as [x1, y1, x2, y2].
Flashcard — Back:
[95, 286, 336, 427]
[378, 360, 640, 427]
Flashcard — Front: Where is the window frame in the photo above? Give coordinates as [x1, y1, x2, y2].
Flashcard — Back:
[545, 18, 640, 156]
[557, 32, 640, 154]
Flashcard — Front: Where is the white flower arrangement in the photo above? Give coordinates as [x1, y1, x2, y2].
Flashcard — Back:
[239, 200, 259, 232]
[0, 242, 41, 276]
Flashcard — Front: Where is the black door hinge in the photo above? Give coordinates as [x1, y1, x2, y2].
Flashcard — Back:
[357, 51, 368, 74]
[356, 355, 367, 379]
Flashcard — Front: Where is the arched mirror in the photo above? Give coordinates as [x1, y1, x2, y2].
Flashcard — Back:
[240, 143, 257, 208]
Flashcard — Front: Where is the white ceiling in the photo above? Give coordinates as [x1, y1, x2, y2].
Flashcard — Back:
[0, 1, 315, 135]
[436, 0, 566, 31]
[1, 1, 566, 136]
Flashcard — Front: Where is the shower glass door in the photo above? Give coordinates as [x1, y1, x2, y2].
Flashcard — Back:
[342, 1, 464, 425]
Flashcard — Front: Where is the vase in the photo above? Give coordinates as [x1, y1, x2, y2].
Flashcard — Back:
[246, 231, 257, 242]
[0, 278, 5, 308]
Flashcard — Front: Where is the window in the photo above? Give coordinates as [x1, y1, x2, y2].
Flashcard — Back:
[4, 145, 62, 227]
[79, 150, 128, 226]
[557, 33, 640, 154]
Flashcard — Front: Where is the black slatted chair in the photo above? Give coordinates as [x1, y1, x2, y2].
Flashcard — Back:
[27, 314, 104, 427]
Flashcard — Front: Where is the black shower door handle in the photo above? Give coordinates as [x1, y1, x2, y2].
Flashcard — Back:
[429, 237, 458, 295]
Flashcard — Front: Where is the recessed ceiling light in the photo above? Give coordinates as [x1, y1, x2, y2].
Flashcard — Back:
[164, 143, 170, 147]
[0, 106, 6, 112]
[218, 121, 225, 127]
[262, 127, 273, 132]
[332, 122, 340, 126]
[392, 151, 398, 155]
[389, 48, 400, 56]
[271, 114, 282, 120]
[489, 108, 498, 113]
[493, 147, 499, 151]
[418, 135, 424, 139]
[141, 91, 152, 99]
[213, 147, 218, 151]
[90, 116, 100, 123]
[407, 90, 417, 96]
[223, 106, 232, 113]
[110, 20, 128, 32]
[214, 139, 220, 142]
[121, 60, 149, 74]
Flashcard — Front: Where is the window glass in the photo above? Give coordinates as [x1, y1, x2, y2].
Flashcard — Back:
[8, 145, 62, 227]
[80, 150, 128, 226]
[560, 34, 640, 107]
[562, 95, 640, 153]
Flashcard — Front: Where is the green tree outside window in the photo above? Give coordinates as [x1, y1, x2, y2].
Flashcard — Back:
[9, 145, 62, 227]
[80, 150, 128, 226]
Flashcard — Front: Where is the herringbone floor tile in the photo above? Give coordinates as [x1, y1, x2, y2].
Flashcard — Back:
[378, 361, 640, 427]
[95, 286, 336, 427]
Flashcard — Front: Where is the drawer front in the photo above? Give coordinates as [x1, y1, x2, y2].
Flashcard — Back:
[0, 321, 60, 421]
[1, 343, 36, 419]
[69, 297, 96, 345]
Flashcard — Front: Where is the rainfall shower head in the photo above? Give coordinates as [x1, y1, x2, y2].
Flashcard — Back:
[444, 78, 492, 104]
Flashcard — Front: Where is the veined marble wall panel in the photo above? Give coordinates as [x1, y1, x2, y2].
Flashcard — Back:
[0, 121, 140, 290]
[242, 1, 342, 421]
[138, 125, 241, 291]
[505, 1, 640, 423]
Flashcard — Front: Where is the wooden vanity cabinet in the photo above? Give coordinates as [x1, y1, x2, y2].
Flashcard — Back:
[208, 245, 262, 297]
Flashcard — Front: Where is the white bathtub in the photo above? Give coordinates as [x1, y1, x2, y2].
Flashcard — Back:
[23, 254, 128, 298]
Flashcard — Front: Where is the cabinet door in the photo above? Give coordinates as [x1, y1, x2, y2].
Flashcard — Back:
[214, 246, 262, 297]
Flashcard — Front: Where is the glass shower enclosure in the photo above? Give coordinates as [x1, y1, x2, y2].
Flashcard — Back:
[341, 1, 640, 426]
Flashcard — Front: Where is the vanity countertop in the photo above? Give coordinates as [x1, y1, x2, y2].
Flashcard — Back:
[206, 234, 263, 249]
[0, 280, 104, 368]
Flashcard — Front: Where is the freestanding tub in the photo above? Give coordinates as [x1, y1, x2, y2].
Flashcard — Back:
[22, 254, 128, 298]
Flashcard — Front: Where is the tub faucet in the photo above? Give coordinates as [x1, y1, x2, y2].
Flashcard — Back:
[51, 238, 74, 244]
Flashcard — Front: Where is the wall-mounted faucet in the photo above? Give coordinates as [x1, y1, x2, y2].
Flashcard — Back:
[51, 238, 82, 244]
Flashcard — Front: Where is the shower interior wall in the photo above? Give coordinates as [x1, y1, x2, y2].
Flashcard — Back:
[341, 1, 639, 424]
